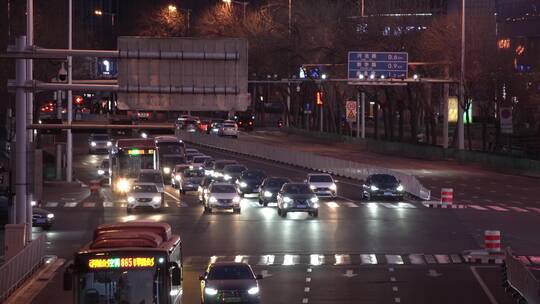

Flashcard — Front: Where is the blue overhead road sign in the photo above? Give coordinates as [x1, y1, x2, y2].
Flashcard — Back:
[348, 51, 408, 79]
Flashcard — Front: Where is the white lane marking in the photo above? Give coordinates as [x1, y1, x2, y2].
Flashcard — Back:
[83, 202, 95, 208]
[390, 277, 396, 282]
[424, 255, 437, 264]
[302, 298, 309, 303]
[468, 205, 488, 210]
[360, 254, 378, 264]
[450, 254, 463, 263]
[310, 254, 325, 266]
[305, 277, 311, 283]
[304, 287, 310, 292]
[434, 255, 451, 264]
[506, 206, 528, 213]
[527, 207, 540, 214]
[64, 202, 77, 208]
[388, 267, 394, 272]
[45, 202, 58, 208]
[164, 191, 179, 201]
[325, 202, 339, 208]
[381, 203, 399, 209]
[486, 205, 509, 211]
[470, 266, 499, 304]
[258, 255, 275, 265]
[283, 254, 299, 266]
[343, 202, 359, 208]
[103, 202, 114, 208]
[392, 286, 398, 292]
[395, 298, 401, 303]
[398, 202, 416, 208]
[386, 255, 404, 265]
[408, 254, 425, 264]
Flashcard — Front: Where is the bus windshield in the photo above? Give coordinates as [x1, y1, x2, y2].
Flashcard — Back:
[77, 268, 164, 304]
[118, 152, 154, 178]
[157, 143, 185, 155]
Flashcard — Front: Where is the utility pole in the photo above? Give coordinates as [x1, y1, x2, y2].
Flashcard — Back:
[67, 0, 73, 182]
[25, 0, 34, 241]
[15, 36, 27, 238]
[442, 65, 449, 148]
[458, 0, 465, 150]
[361, 91, 366, 139]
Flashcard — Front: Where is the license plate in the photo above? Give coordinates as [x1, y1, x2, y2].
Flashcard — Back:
[384, 192, 392, 196]
[296, 205, 307, 208]
[35, 219, 46, 224]
[223, 297, 241, 303]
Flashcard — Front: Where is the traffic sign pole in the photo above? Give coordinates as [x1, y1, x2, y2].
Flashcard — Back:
[356, 92, 360, 138]
[361, 92, 366, 139]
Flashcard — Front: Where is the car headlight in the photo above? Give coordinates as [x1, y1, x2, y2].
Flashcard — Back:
[90, 141, 96, 147]
[247, 286, 259, 295]
[309, 185, 316, 190]
[205, 287, 218, 296]
[118, 179, 130, 192]
[98, 169, 105, 175]
[264, 191, 272, 197]
[233, 196, 241, 203]
[283, 196, 292, 203]
[152, 196, 161, 203]
[106, 141, 112, 147]
[239, 182, 247, 188]
[330, 183, 337, 191]
[47, 213, 54, 219]
[310, 197, 319, 203]
[313, 203, 319, 208]
[127, 196, 135, 203]
[397, 184, 404, 192]
[223, 174, 232, 181]
[213, 172, 222, 177]
[175, 175, 181, 181]
[163, 167, 171, 174]
[209, 196, 218, 203]
[141, 132, 148, 138]
[370, 185, 379, 191]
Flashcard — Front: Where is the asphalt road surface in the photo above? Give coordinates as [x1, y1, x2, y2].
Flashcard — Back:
[29, 134, 537, 304]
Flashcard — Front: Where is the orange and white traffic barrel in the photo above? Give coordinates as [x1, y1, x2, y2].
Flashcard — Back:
[441, 188, 453, 206]
[484, 230, 501, 253]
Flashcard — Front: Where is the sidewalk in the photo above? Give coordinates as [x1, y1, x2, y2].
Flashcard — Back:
[238, 130, 540, 207]
[40, 181, 90, 207]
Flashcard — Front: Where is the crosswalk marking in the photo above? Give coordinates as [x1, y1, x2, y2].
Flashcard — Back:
[103, 202, 114, 208]
[83, 202, 95, 208]
[64, 202, 77, 208]
[397, 202, 416, 209]
[486, 205, 509, 211]
[343, 202, 359, 208]
[283, 254, 300, 266]
[334, 254, 351, 265]
[258, 255, 275, 265]
[325, 202, 339, 208]
[310, 254, 325, 266]
[408, 254, 425, 264]
[45, 202, 58, 208]
[381, 203, 399, 209]
[434, 255, 451, 264]
[386, 255, 404, 264]
[360, 254, 377, 264]
[450, 254, 462, 263]
[468, 205, 488, 210]
[507, 206, 528, 212]
[424, 255, 437, 264]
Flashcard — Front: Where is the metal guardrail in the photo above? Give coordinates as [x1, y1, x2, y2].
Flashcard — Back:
[177, 132, 431, 200]
[0, 234, 46, 302]
[506, 248, 540, 304]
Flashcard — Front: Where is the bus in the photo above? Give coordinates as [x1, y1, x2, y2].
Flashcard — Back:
[155, 136, 186, 177]
[64, 221, 183, 304]
[110, 138, 157, 193]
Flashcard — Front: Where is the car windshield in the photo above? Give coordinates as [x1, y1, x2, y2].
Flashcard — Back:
[309, 175, 333, 183]
[163, 155, 185, 165]
[92, 135, 109, 141]
[192, 157, 209, 164]
[283, 184, 312, 194]
[242, 171, 265, 180]
[131, 184, 158, 193]
[215, 161, 237, 170]
[157, 142, 184, 154]
[224, 165, 247, 173]
[207, 265, 254, 280]
[211, 185, 237, 193]
[267, 178, 289, 188]
[186, 149, 199, 154]
[371, 174, 398, 184]
[77, 268, 164, 304]
[223, 123, 236, 128]
[183, 169, 205, 178]
[138, 173, 163, 184]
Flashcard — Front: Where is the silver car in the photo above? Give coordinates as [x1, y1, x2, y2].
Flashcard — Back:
[126, 183, 163, 212]
[88, 134, 112, 154]
[203, 183, 241, 213]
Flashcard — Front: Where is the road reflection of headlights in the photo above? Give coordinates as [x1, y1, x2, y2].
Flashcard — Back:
[264, 191, 272, 197]
[397, 184, 404, 192]
[370, 185, 379, 191]
[330, 183, 337, 191]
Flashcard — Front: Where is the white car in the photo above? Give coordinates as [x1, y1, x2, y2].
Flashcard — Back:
[306, 173, 337, 198]
[137, 169, 165, 200]
[203, 183, 241, 213]
[127, 183, 163, 212]
[191, 155, 212, 168]
[88, 134, 113, 154]
[218, 121, 238, 138]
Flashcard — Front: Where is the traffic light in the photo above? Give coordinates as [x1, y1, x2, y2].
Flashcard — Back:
[316, 91, 323, 106]
[74, 96, 84, 105]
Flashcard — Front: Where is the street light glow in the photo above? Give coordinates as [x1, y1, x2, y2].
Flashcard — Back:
[168, 4, 177, 13]
[222, 0, 232, 4]
[94, 9, 103, 16]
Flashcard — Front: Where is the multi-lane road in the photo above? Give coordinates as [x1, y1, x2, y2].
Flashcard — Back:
[28, 133, 539, 304]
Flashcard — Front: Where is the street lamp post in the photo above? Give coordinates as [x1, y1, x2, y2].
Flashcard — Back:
[458, 0, 466, 150]
[94, 9, 116, 26]
[166, 4, 191, 35]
